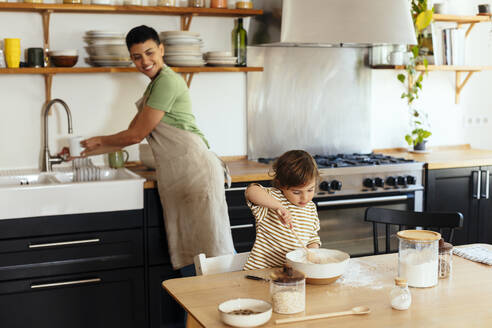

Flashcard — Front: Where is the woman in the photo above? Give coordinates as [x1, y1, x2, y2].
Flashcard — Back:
[81, 25, 235, 273]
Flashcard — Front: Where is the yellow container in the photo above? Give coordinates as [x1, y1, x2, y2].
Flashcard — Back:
[23, 0, 44, 3]
[4, 38, 21, 68]
[63, 0, 82, 3]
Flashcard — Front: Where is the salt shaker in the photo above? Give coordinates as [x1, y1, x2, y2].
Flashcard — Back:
[390, 277, 411, 310]
[270, 265, 305, 314]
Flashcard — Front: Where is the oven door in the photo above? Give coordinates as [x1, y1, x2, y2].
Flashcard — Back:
[314, 191, 421, 257]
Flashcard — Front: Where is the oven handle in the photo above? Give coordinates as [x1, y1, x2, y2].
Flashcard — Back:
[316, 195, 409, 207]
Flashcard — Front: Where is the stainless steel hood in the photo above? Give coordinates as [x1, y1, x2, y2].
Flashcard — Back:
[249, 0, 417, 47]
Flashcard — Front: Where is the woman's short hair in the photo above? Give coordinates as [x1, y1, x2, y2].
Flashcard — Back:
[272, 150, 319, 189]
[126, 25, 161, 50]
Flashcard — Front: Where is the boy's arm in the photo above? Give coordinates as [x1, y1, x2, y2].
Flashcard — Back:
[245, 184, 293, 228]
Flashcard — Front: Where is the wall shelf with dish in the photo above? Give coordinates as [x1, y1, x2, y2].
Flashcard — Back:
[371, 14, 492, 104]
[0, 3, 263, 101]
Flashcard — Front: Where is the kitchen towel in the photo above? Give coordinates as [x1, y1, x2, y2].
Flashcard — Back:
[453, 245, 492, 265]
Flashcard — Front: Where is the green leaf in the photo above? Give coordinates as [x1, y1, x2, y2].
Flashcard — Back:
[397, 74, 406, 83]
[415, 11, 433, 31]
[422, 131, 432, 138]
[405, 135, 413, 146]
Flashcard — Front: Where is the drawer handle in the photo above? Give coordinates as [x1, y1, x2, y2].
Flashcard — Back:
[31, 278, 101, 289]
[231, 224, 254, 229]
[225, 186, 248, 192]
[29, 238, 101, 249]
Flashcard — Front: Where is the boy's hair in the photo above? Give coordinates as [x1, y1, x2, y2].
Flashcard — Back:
[126, 25, 161, 51]
[272, 150, 319, 189]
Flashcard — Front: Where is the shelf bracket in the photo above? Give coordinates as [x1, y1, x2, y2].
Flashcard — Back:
[41, 10, 53, 57]
[180, 14, 195, 31]
[455, 71, 475, 104]
[44, 73, 53, 111]
[180, 73, 194, 88]
[465, 23, 476, 37]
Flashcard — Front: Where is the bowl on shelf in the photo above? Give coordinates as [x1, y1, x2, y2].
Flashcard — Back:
[48, 50, 79, 67]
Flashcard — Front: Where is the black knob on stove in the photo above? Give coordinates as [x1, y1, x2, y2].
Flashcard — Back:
[397, 176, 407, 186]
[406, 175, 416, 185]
[386, 176, 396, 186]
[363, 178, 375, 188]
[375, 177, 384, 187]
[330, 180, 342, 190]
[319, 181, 330, 191]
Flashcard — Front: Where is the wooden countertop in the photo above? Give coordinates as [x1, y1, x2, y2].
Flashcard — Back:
[162, 244, 492, 328]
[129, 145, 492, 188]
[126, 157, 272, 189]
[375, 144, 492, 170]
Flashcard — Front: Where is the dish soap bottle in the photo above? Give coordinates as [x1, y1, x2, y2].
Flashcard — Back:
[390, 277, 411, 310]
[231, 18, 247, 67]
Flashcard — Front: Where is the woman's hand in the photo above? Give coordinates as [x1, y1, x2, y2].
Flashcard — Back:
[81, 137, 104, 153]
[276, 207, 293, 229]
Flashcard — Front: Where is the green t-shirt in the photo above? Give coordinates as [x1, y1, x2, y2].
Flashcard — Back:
[144, 66, 209, 148]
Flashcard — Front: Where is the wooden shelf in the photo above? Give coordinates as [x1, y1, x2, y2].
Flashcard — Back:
[0, 3, 262, 16]
[433, 14, 490, 24]
[0, 66, 263, 74]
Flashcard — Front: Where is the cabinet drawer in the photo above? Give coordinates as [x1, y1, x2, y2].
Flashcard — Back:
[0, 229, 143, 281]
[231, 226, 255, 253]
[148, 227, 170, 265]
[146, 189, 164, 228]
[0, 210, 143, 240]
[0, 268, 145, 328]
[149, 265, 184, 328]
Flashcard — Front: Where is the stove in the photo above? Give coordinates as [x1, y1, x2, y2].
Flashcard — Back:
[258, 153, 425, 198]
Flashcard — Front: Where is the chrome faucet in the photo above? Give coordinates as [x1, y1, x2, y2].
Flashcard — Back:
[42, 98, 73, 172]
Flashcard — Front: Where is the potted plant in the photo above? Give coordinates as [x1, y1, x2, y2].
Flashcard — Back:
[397, 0, 434, 151]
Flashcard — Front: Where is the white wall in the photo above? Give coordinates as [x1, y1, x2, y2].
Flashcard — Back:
[1, 0, 492, 171]
[0, 2, 246, 170]
[371, 0, 492, 150]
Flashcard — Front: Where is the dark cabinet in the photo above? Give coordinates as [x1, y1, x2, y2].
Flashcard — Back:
[426, 167, 492, 244]
[0, 265, 145, 328]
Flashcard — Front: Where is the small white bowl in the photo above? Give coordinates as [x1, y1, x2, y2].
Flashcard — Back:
[286, 248, 350, 284]
[48, 49, 78, 56]
[218, 298, 272, 328]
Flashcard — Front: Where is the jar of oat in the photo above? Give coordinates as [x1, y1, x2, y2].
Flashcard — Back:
[189, 0, 204, 7]
[270, 265, 305, 314]
[438, 238, 453, 279]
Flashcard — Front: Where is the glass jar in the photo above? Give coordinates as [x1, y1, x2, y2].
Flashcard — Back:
[438, 238, 453, 279]
[63, 0, 82, 4]
[397, 230, 441, 288]
[390, 277, 412, 310]
[269, 266, 305, 314]
[189, 0, 204, 7]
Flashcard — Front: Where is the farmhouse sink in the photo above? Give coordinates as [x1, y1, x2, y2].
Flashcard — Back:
[0, 168, 145, 220]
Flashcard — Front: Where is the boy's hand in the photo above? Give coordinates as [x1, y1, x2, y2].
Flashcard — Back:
[276, 207, 293, 229]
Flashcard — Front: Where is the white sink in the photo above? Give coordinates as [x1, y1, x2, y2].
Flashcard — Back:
[0, 168, 145, 220]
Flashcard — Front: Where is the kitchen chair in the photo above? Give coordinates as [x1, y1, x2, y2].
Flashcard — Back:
[364, 207, 464, 255]
[193, 252, 250, 276]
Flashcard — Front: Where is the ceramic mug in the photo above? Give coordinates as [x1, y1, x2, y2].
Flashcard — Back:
[108, 150, 129, 168]
[387, 51, 404, 66]
[27, 47, 44, 67]
[4, 38, 21, 68]
[69, 136, 85, 157]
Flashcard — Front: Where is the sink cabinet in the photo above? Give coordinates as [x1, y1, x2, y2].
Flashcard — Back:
[0, 209, 146, 328]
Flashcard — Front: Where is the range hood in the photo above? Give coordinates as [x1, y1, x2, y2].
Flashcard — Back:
[248, 0, 417, 47]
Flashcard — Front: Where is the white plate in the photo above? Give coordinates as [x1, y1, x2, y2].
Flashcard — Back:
[165, 61, 205, 67]
[160, 31, 201, 38]
[205, 56, 237, 61]
[205, 51, 232, 57]
[207, 59, 237, 63]
[207, 63, 236, 67]
[409, 149, 432, 154]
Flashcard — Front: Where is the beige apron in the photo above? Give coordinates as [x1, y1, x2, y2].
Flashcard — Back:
[137, 97, 235, 270]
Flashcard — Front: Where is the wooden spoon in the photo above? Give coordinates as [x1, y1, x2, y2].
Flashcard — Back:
[290, 228, 320, 263]
[275, 306, 371, 324]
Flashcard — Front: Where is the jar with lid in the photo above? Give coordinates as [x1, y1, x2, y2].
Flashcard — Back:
[63, 0, 82, 4]
[390, 277, 411, 310]
[438, 238, 453, 279]
[397, 230, 441, 288]
[188, 0, 204, 7]
[269, 265, 305, 314]
[236, 0, 252, 9]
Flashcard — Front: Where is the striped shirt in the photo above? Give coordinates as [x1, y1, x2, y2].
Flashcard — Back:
[243, 186, 321, 270]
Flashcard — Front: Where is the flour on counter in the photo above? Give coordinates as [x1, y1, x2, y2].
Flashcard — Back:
[333, 259, 397, 290]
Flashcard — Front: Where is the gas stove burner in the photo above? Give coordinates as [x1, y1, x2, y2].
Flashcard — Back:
[313, 153, 414, 168]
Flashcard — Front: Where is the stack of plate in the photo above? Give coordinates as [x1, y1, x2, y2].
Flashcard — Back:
[84, 30, 133, 67]
[160, 31, 205, 67]
[204, 51, 237, 67]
